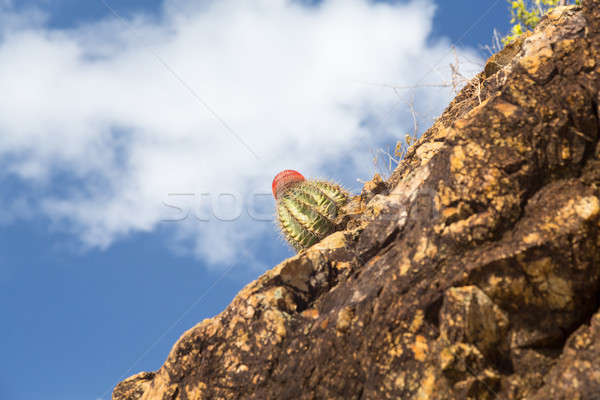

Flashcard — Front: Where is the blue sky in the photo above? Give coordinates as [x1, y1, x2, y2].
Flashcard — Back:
[0, 1, 510, 399]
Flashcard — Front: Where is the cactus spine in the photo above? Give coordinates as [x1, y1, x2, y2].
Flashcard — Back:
[273, 170, 348, 252]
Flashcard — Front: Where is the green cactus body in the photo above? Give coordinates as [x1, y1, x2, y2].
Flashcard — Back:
[273, 172, 348, 251]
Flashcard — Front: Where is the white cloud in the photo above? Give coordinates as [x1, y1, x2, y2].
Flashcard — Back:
[0, 0, 483, 268]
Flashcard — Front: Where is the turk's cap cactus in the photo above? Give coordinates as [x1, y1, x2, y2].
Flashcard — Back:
[272, 169, 349, 252]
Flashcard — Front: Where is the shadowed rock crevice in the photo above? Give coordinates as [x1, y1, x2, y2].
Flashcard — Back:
[113, 2, 600, 399]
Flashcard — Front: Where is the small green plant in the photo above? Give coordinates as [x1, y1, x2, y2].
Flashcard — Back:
[273, 170, 348, 252]
[503, 0, 582, 45]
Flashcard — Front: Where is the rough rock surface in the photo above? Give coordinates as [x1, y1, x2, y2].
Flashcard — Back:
[113, 3, 600, 399]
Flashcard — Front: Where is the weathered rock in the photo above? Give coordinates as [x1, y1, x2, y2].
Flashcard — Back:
[113, 2, 600, 399]
[532, 311, 600, 399]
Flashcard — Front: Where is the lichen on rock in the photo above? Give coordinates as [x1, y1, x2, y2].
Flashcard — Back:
[113, 2, 600, 399]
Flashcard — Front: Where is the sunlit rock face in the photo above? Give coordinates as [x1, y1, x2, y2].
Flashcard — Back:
[113, 3, 600, 399]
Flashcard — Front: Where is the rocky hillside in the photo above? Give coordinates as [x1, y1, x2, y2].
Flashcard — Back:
[113, 2, 600, 399]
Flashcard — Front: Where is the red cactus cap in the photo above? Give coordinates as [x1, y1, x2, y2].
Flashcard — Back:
[272, 170, 305, 199]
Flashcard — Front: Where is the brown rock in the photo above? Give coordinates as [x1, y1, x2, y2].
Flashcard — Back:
[113, 2, 600, 399]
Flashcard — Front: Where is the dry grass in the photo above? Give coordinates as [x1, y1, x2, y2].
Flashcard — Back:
[371, 48, 488, 179]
